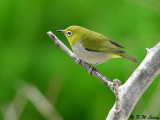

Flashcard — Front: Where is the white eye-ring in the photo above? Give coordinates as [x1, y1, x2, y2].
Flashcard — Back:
[67, 31, 72, 37]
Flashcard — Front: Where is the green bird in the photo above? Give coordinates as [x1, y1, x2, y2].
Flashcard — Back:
[57, 26, 137, 67]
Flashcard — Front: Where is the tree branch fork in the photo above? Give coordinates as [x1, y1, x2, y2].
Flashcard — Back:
[47, 31, 160, 120]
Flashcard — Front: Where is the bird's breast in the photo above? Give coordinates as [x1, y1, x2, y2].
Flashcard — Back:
[72, 42, 111, 65]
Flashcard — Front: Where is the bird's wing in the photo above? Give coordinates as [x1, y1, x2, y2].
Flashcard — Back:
[81, 32, 125, 53]
[109, 39, 125, 48]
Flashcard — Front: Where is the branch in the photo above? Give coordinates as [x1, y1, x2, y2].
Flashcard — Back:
[47, 31, 116, 92]
[106, 42, 160, 120]
[47, 31, 160, 120]
[113, 79, 121, 113]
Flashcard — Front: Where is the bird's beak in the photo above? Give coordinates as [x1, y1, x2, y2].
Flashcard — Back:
[56, 30, 66, 34]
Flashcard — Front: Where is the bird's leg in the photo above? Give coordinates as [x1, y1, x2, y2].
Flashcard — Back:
[76, 58, 89, 70]
[88, 63, 99, 75]
[75, 58, 82, 65]
[83, 62, 88, 71]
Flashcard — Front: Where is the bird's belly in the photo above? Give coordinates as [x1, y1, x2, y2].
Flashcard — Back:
[72, 42, 111, 65]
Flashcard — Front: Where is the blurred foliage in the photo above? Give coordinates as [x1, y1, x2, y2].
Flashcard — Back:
[0, 0, 160, 120]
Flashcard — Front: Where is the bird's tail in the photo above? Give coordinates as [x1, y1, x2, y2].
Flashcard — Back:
[118, 53, 138, 63]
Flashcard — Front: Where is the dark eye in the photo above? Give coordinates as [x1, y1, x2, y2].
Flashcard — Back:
[67, 31, 72, 37]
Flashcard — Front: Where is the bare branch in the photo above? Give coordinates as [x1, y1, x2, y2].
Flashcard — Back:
[47, 31, 116, 92]
[106, 42, 160, 120]
[47, 31, 160, 120]
[113, 80, 120, 113]
[113, 79, 120, 113]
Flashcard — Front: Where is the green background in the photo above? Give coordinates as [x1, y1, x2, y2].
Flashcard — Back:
[0, 0, 160, 120]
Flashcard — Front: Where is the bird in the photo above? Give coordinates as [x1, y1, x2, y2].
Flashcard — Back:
[57, 26, 137, 72]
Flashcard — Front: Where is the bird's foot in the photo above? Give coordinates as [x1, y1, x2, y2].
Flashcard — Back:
[75, 58, 82, 65]
[88, 66, 97, 75]
[76, 59, 88, 71]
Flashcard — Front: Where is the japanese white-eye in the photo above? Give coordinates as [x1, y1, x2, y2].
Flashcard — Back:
[57, 26, 137, 66]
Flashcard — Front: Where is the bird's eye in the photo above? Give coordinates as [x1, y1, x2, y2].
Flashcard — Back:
[67, 31, 72, 37]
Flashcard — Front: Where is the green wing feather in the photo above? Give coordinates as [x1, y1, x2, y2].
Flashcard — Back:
[81, 31, 125, 53]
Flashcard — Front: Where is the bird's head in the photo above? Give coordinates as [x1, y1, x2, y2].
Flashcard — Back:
[57, 26, 87, 47]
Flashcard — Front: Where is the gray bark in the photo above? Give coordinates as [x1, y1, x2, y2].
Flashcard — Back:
[106, 43, 160, 120]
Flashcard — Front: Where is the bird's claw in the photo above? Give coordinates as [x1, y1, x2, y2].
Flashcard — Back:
[76, 59, 88, 71]
[76, 59, 97, 74]
[76, 58, 81, 65]
[88, 66, 97, 75]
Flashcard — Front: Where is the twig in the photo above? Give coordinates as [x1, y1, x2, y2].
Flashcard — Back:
[113, 79, 120, 113]
[47, 31, 116, 92]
